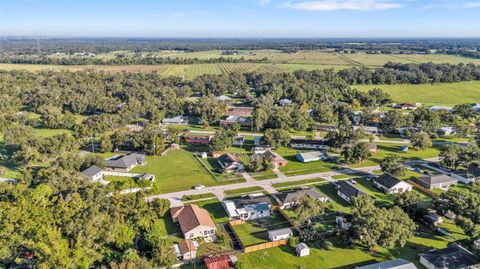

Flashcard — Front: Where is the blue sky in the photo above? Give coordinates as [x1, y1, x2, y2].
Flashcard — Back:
[0, 0, 479, 37]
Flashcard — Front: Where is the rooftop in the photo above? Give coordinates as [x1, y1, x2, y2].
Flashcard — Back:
[419, 245, 480, 269]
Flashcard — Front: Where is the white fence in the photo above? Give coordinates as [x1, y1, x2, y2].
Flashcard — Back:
[103, 171, 142, 177]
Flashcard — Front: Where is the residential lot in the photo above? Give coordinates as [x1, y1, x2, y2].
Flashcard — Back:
[232, 211, 292, 246]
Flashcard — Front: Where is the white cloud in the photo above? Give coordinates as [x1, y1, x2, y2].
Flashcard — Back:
[259, 0, 273, 4]
[281, 0, 404, 11]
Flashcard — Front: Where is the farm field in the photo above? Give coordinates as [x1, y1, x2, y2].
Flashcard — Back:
[353, 81, 480, 106]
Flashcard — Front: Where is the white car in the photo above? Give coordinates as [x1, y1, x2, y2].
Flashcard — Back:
[194, 185, 205, 190]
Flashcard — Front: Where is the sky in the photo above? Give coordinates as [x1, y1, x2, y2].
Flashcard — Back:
[0, 0, 479, 38]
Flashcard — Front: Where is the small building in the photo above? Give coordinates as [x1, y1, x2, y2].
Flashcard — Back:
[437, 127, 456, 136]
[138, 173, 155, 182]
[275, 188, 329, 209]
[419, 244, 480, 269]
[415, 174, 458, 190]
[80, 165, 103, 183]
[279, 99, 293, 106]
[232, 136, 245, 146]
[353, 125, 380, 135]
[253, 146, 272, 154]
[296, 243, 310, 257]
[201, 152, 208, 159]
[429, 106, 453, 112]
[253, 150, 288, 168]
[450, 166, 479, 184]
[204, 255, 234, 269]
[268, 228, 293, 241]
[373, 174, 412, 194]
[162, 115, 188, 125]
[336, 180, 367, 204]
[336, 214, 353, 230]
[316, 124, 337, 132]
[185, 135, 213, 145]
[355, 258, 417, 269]
[227, 106, 254, 117]
[171, 204, 216, 240]
[217, 153, 244, 173]
[296, 151, 328, 163]
[401, 103, 420, 110]
[104, 153, 146, 172]
[174, 239, 199, 260]
[215, 95, 232, 101]
[220, 115, 252, 127]
[290, 139, 330, 150]
[400, 146, 409, 152]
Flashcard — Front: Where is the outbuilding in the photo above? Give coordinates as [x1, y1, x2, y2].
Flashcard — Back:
[296, 243, 310, 257]
[268, 228, 293, 241]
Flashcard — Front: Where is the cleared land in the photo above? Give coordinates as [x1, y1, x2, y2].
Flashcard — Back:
[354, 81, 480, 106]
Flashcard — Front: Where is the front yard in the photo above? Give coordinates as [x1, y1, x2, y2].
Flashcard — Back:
[275, 147, 338, 176]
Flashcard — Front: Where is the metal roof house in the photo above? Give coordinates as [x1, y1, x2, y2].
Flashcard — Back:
[217, 153, 244, 173]
[336, 180, 367, 203]
[415, 174, 458, 190]
[162, 115, 188, 125]
[355, 258, 417, 269]
[296, 151, 328, 163]
[373, 174, 413, 194]
[80, 165, 103, 183]
[290, 139, 330, 150]
[274, 188, 329, 209]
[104, 153, 146, 172]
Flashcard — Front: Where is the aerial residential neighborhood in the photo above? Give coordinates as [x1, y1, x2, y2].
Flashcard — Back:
[1, 1, 480, 269]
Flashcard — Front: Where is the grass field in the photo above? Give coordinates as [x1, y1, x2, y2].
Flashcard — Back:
[224, 186, 265, 197]
[275, 147, 338, 176]
[232, 211, 291, 246]
[354, 81, 480, 106]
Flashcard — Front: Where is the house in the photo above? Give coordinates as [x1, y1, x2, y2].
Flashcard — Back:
[253, 150, 288, 168]
[104, 153, 146, 172]
[232, 136, 245, 146]
[471, 103, 480, 114]
[355, 258, 417, 269]
[227, 106, 254, 117]
[353, 125, 380, 135]
[162, 115, 188, 125]
[336, 180, 367, 203]
[373, 174, 412, 193]
[215, 95, 232, 101]
[279, 99, 293, 106]
[204, 255, 234, 269]
[80, 165, 103, 182]
[268, 228, 293, 241]
[171, 204, 216, 240]
[368, 143, 378, 154]
[450, 166, 479, 184]
[290, 139, 330, 150]
[429, 106, 453, 112]
[296, 243, 310, 257]
[415, 174, 458, 190]
[253, 146, 272, 154]
[220, 115, 252, 127]
[296, 151, 328, 163]
[275, 188, 329, 209]
[221, 193, 271, 220]
[316, 124, 337, 132]
[336, 214, 353, 230]
[185, 135, 213, 145]
[437, 127, 456, 136]
[217, 153, 244, 173]
[419, 245, 480, 269]
[174, 239, 199, 260]
[423, 212, 444, 226]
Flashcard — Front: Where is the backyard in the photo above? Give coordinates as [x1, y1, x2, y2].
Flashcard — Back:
[232, 211, 292, 246]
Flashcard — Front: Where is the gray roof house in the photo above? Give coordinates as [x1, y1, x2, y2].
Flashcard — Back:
[336, 180, 366, 203]
[290, 139, 330, 150]
[104, 153, 146, 172]
[268, 228, 293, 241]
[162, 115, 188, 125]
[80, 165, 103, 182]
[415, 174, 458, 190]
[296, 151, 328, 163]
[373, 174, 413, 194]
[275, 188, 329, 209]
[217, 153, 244, 173]
[356, 259, 417, 269]
[419, 245, 480, 269]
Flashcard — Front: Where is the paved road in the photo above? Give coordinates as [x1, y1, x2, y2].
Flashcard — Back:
[146, 157, 442, 207]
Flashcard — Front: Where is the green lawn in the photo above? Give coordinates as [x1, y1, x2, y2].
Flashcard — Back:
[353, 81, 480, 107]
[250, 169, 278, 180]
[273, 178, 325, 189]
[349, 144, 441, 168]
[130, 148, 236, 193]
[275, 147, 338, 176]
[181, 193, 216, 201]
[232, 211, 291, 246]
[225, 186, 264, 197]
[316, 183, 351, 213]
[186, 198, 229, 224]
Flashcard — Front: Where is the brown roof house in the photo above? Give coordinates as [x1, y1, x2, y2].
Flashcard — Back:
[252, 150, 288, 168]
[171, 204, 217, 240]
[174, 239, 199, 261]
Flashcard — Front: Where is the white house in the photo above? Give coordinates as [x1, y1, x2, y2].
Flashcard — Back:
[437, 127, 455, 136]
[162, 115, 188, 125]
[296, 243, 310, 257]
[290, 139, 329, 150]
[373, 174, 412, 194]
[174, 240, 199, 261]
[268, 228, 293, 241]
[80, 165, 104, 183]
[429, 106, 453, 112]
[296, 151, 328, 163]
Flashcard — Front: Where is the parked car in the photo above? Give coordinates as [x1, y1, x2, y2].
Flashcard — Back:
[194, 185, 205, 190]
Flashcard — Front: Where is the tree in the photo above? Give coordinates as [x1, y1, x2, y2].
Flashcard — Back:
[150, 237, 176, 268]
[247, 154, 273, 172]
[295, 196, 327, 224]
[410, 132, 432, 151]
[381, 110, 408, 133]
[263, 129, 291, 148]
[342, 142, 372, 164]
[440, 144, 464, 170]
[453, 104, 475, 120]
[394, 191, 423, 218]
[210, 128, 237, 151]
[380, 155, 406, 177]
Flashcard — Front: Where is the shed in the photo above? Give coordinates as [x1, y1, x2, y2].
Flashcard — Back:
[268, 228, 293, 241]
[296, 243, 310, 257]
